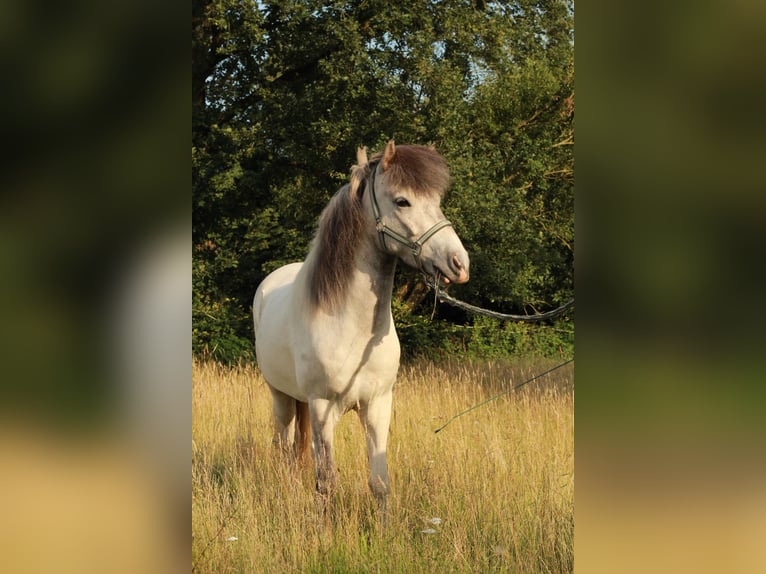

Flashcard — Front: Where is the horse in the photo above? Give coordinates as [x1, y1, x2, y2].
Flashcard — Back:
[252, 140, 469, 518]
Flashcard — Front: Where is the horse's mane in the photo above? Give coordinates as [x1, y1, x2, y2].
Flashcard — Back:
[370, 144, 449, 197]
[307, 182, 366, 312]
[307, 144, 450, 312]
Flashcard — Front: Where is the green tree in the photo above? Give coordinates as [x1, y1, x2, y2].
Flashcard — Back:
[192, 0, 574, 362]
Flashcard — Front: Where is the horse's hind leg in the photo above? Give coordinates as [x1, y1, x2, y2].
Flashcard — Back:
[267, 385, 297, 457]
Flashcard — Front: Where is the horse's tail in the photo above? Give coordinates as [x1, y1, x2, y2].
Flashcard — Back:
[296, 400, 312, 462]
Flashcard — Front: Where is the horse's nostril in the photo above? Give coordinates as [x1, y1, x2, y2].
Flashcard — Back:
[451, 253, 469, 283]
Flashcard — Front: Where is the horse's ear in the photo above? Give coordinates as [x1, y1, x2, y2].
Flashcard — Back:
[356, 146, 368, 166]
[349, 146, 368, 200]
[382, 139, 396, 169]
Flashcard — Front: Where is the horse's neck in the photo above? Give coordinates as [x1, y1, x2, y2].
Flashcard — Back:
[346, 241, 397, 324]
[301, 236, 397, 332]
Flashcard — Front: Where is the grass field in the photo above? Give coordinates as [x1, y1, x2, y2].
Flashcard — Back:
[192, 358, 573, 573]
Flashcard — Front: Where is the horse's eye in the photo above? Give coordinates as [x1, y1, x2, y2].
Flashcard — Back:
[394, 198, 411, 208]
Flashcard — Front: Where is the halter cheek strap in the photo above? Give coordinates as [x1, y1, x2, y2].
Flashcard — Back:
[367, 162, 453, 258]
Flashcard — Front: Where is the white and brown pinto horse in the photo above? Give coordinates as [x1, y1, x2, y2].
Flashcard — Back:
[253, 141, 469, 517]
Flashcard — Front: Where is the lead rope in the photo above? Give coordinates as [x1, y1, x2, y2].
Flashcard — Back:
[423, 275, 574, 323]
[430, 270, 442, 320]
[433, 358, 574, 434]
[420, 275, 574, 433]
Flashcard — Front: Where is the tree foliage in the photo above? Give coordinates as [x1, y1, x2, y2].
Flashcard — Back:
[192, 0, 574, 363]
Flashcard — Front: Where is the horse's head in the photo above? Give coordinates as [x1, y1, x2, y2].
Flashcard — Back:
[354, 140, 469, 285]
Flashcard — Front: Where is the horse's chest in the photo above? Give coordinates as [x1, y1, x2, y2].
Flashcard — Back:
[298, 327, 400, 403]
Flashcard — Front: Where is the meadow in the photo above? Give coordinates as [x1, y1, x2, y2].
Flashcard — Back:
[192, 358, 573, 573]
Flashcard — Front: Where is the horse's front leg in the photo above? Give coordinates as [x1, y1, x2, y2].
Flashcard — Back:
[308, 398, 339, 501]
[358, 392, 393, 521]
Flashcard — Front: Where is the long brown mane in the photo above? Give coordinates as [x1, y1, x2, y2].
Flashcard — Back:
[307, 143, 451, 312]
[307, 182, 366, 312]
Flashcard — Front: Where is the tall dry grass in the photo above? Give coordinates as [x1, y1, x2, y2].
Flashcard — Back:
[192, 358, 573, 573]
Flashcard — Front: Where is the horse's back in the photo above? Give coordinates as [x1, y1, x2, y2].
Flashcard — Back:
[253, 262, 304, 397]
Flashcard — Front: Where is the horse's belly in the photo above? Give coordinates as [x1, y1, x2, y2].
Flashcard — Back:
[257, 333, 302, 398]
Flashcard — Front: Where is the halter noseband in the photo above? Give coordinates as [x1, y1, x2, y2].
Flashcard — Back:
[367, 161, 453, 258]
